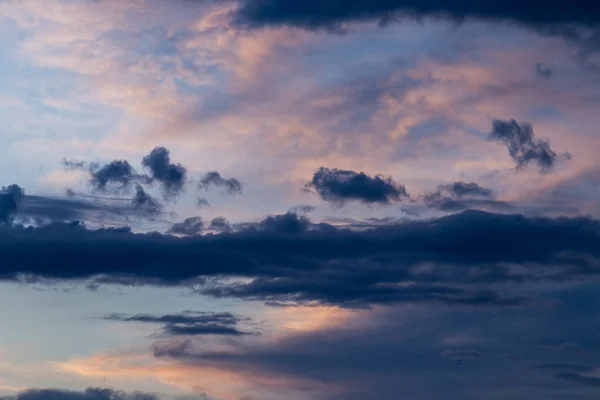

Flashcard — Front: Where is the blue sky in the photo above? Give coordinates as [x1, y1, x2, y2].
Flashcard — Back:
[2, 1, 600, 399]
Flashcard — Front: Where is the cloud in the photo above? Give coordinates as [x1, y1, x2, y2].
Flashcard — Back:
[423, 181, 513, 212]
[0, 184, 25, 223]
[208, 217, 232, 233]
[535, 62, 553, 78]
[305, 167, 409, 206]
[488, 119, 570, 174]
[0, 388, 160, 400]
[63, 159, 150, 194]
[1, 210, 600, 308]
[104, 311, 254, 336]
[239, 211, 312, 235]
[198, 172, 243, 195]
[141, 147, 188, 200]
[132, 185, 163, 217]
[234, 0, 600, 30]
[152, 289, 600, 400]
[196, 198, 210, 208]
[167, 217, 204, 236]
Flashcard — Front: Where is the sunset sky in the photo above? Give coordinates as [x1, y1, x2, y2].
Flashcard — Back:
[1, 1, 600, 399]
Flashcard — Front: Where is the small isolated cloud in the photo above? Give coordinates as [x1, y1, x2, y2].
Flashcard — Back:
[196, 197, 210, 208]
[167, 216, 204, 236]
[141, 147, 188, 199]
[489, 119, 570, 174]
[0, 184, 25, 223]
[535, 62, 553, 79]
[305, 167, 409, 206]
[198, 172, 243, 195]
[104, 310, 254, 336]
[423, 181, 512, 212]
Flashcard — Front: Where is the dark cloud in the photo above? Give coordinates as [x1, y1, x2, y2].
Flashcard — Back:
[0, 388, 159, 400]
[141, 147, 188, 199]
[0, 184, 24, 222]
[555, 371, 600, 386]
[132, 185, 163, 216]
[2, 210, 600, 308]
[423, 181, 513, 212]
[12, 190, 166, 226]
[167, 216, 204, 236]
[535, 62, 554, 78]
[287, 204, 316, 214]
[489, 119, 570, 174]
[234, 0, 600, 30]
[208, 216, 232, 233]
[305, 167, 409, 206]
[63, 159, 150, 194]
[153, 288, 600, 400]
[198, 171, 242, 195]
[104, 311, 253, 336]
[240, 211, 311, 235]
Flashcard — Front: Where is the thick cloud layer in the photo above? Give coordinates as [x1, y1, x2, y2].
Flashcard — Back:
[198, 171, 243, 195]
[1, 210, 600, 307]
[105, 311, 253, 336]
[305, 167, 409, 206]
[235, 0, 600, 29]
[154, 284, 600, 400]
[0, 388, 159, 400]
[489, 119, 570, 173]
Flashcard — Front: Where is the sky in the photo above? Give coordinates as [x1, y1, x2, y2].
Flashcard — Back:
[1, 0, 600, 399]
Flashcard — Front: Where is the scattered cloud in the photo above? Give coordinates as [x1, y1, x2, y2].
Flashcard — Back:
[488, 119, 570, 174]
[104, 311, 254, 337]
[141, 147, 188, 200]
[304, 167, 409, 206]
[198, 172, 243, 195]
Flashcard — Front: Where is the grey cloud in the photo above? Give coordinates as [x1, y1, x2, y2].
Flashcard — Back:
[132, 185, 163, 217]
[208, 216, 232, 233]
[0, 184, 25, 222]
[489, 119, 570, 174]
[198, 171, 243, 195]
[63, 159, 150, 194]
[196, 197, 210, 208]
[234, 0, 600, 31]
[0, 388, 159, 400]
[105, 311, 253, 336]
[153, 286, 600, 399]
[1, 210, 600, 308]
[535, 62, 553, 78]
[423, 181, 513, 212]
[167, 216, 204, 236]
[141, 147, 188, 199]
[305, 167, 410, 206]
